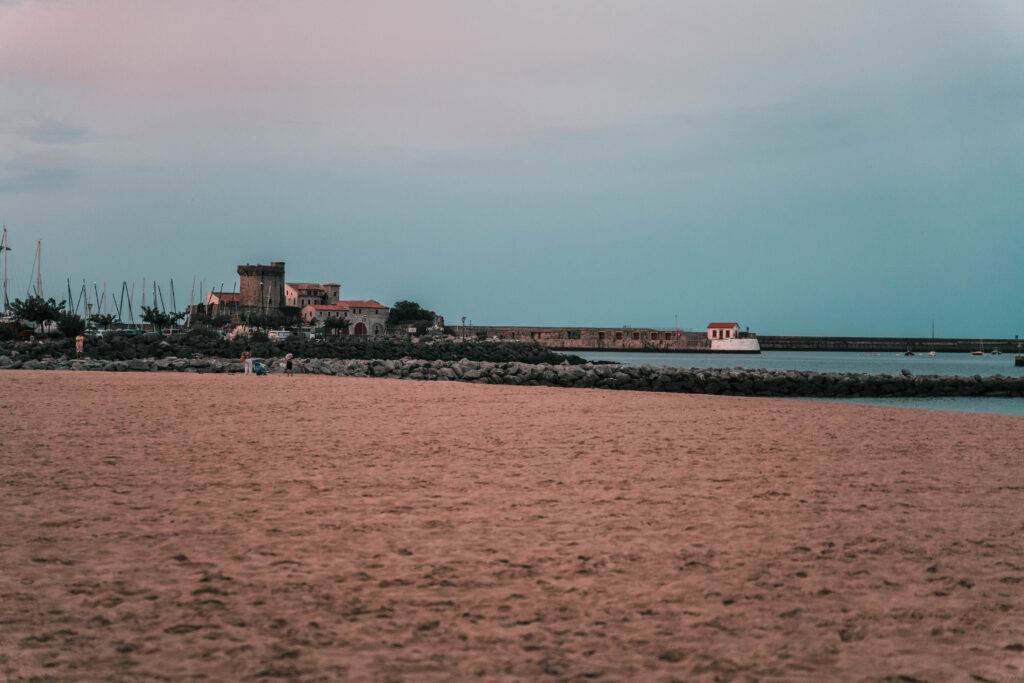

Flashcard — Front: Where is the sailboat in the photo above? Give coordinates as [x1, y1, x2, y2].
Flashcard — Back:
[970, 339, 985, 356]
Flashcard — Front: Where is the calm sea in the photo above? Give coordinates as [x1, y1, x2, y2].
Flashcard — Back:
[576, 350, 1024, 417]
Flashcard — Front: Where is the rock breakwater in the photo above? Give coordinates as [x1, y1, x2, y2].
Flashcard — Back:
[0, 333, 584, 365]
[2, 354, 1022, 398]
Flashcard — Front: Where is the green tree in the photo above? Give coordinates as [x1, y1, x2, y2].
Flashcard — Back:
[323, 317, 351, 334]
[247, 307, 302, 330]
[387, 300, 436, 326]
[9, 296, 66, 331]
[89, 313, 116, 328]
[56, 312, 86, 338]
[141, 306, 184, 332]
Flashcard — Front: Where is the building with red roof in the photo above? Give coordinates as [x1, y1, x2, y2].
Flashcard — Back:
[707, 322, 740, 340]
[301, 299, 389, 336]
[285, 282, 341, 308]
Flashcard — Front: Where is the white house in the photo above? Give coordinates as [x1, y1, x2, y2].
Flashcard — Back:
[707, 322, 740, 340]
[706, 322, 760, 353]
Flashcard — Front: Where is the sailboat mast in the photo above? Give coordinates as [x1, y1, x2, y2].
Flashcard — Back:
[1, 225, 10, 313]
[128, 282, 136, 325]
[34, 240, 42, 298]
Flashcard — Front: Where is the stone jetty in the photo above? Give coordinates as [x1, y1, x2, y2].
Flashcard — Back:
[2, 354, 1023, 398]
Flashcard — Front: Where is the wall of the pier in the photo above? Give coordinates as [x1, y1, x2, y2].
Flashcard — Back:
[758, 336, 1022, 353]
[459, 326, 711, 352]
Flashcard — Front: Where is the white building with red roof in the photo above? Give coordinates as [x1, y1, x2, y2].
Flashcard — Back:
[706, 322, 740, 341]
[301, 299, 389, 336]
[706, 322, 759, 352]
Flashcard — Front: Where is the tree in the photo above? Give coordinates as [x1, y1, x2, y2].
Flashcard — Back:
[56, 312, 86, 338]
[387, 300, 437, 326]
[89, 313, 116, 328]
[323, 317, 351, 335]
[247, 313, 284, 330]
[187, 308, 231, 328]
[9, 296, 66, 331]
[141, 306, 184, 332]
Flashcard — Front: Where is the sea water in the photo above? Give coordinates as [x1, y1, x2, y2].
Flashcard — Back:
[576, 350, 1024, 416]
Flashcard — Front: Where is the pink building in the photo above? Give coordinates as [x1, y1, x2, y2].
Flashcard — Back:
[285, 282, 340, 308]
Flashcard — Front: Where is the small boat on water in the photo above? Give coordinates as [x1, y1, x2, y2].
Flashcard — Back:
[971, 350, 985, 356]
[928, 351, 936, 357]
[991, 349, 1002, 355]
[903, 348, 915, 357]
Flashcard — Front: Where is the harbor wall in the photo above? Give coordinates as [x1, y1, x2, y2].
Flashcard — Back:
[460, 325, 1021, 354]
[758, 336, 1022, 353]
[458, 325, 718, 352]
[3, 355, 1023, 398]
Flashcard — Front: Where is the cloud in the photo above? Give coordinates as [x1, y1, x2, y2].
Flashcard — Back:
[3, 113, 90, 144]
[0, 151, 79, 193]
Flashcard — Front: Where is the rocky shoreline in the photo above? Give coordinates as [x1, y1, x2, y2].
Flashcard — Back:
[3, 354, 1023, 398]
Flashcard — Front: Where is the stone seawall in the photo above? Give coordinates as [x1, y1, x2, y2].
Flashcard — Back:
[3, 355, 1023, 398]
[759, 335, 1022, 353]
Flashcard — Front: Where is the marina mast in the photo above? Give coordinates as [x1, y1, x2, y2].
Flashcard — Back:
[1, 225, 10, 312]
[33, 240, 43, 298]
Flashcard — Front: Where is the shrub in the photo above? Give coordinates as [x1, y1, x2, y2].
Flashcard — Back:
[56, 312, 86, 338]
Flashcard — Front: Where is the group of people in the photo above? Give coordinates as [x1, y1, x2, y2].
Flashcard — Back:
[239, 348, 294, 376]
[55, 335, 297, 376]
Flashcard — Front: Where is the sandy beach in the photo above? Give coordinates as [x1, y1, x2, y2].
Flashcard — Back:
[1, 370, 1022, 681]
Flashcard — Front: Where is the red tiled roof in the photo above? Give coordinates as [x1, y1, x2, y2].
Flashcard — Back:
[306, 303, 350, 311]
[339, 300, 386, 309]
[287, 282, 326, 291]
[707, 322, 739, 329]
[209, 291, 241, 303]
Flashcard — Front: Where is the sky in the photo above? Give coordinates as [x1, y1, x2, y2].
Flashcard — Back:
[1, 1, 1022, 337]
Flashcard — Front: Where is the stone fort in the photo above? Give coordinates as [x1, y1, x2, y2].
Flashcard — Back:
[237, 261, 286, 312]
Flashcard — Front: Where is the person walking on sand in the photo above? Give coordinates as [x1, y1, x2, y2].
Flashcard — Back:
[74, 334, 85, 359]
[241, 347, 253, 375]
[284, 352, 294, 377]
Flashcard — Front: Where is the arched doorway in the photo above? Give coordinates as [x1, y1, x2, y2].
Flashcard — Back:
[353, 322, 367, 335]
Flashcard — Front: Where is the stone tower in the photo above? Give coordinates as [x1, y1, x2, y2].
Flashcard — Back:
[237, 261, 285, 313]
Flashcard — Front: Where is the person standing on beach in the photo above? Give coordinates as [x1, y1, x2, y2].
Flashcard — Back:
[241, 347, 253, 375]
[284, 352, 294, 377]
[74, 334, 85, 359]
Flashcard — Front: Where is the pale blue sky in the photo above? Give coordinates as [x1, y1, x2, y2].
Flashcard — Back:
[1, 1, 1022, 336]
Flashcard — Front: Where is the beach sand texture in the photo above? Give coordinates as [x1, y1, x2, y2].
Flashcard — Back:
[1, 371, 1022, 681]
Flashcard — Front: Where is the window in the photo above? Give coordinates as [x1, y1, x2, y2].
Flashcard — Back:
[633, 332, 640, 340]
[615, 331, 622, 340]
[598, 332, 605, 340]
